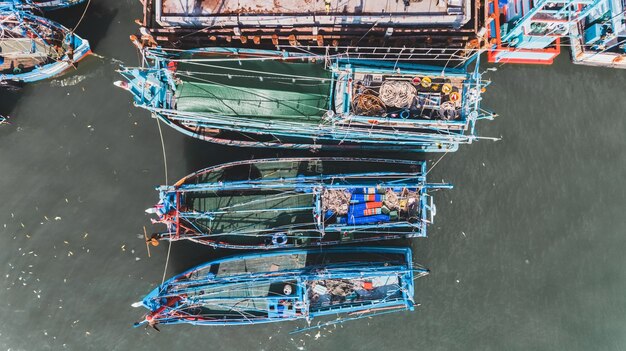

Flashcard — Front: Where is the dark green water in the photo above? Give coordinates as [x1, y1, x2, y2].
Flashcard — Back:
[0, 1, 625, 350]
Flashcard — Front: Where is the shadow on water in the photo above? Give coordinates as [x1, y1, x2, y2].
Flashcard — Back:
[182, 134, 430, 175]
[181, 136, 279, 175]
[167, 138, 279, 273]
[0, 89, 21, 113]
[0, 88, 23, 133]
[42, 1, 118, 51]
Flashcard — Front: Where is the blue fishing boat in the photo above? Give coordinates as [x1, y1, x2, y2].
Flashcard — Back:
[0, 4, 90, 84]
[146, 158, 451, 250]
[133, 246, 427, 330]
[117, 47, 495, 152]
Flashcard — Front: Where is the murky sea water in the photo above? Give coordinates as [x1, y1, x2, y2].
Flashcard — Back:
[1, 1, 625, 350]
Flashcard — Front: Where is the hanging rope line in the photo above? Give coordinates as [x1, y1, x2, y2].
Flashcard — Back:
[426, 150, 450, 176]
[71, 0, 90, 33]
[155, 116, 173, 285]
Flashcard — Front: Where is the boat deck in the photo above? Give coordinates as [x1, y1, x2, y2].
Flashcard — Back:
[160, 0, 469, 26]
[142, 0, 487, 62]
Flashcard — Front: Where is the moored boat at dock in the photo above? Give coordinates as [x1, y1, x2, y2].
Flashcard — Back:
[0, 5, 90, 84]
[133, 246, 427, 329]
[117, 47, 495, 152]
[146, 158, 452, 249]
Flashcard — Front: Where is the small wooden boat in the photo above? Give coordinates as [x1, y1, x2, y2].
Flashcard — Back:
[147, 158, 451, 249]
[133, 246, 427, 329]
[0, 7, 90, 84]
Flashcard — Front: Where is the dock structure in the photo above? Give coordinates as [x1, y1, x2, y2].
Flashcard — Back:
[486, 0, 626, 67]
[139, 0, 490, 66]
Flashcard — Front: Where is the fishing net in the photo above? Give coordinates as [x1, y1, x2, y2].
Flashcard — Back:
[320, 279, 356, 296]
[378, 80, 417, 108]
[383, 188, 400, 210]
[351, 93, 386, 116]
[402, 189, 420, 217]
[321, 189, 351, 215]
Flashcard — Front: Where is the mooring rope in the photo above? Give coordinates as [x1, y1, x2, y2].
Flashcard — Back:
[426, 150, 450, 176]
[155, 116, 173, 285]
[71, 0, 90, 33]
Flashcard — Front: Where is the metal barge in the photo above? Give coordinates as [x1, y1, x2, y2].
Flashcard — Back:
[137, 0, 490, 66]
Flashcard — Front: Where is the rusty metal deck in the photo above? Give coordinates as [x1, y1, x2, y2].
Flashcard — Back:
[158, 0, 470, 27]
[139, 0, 488, 65]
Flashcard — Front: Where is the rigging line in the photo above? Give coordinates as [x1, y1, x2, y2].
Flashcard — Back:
[355, 19, 381, 46]
[178, 69, 328, 83]
[425, 150, 449, 176]
[177, 61, 331, 81]
[176, 24, 217, 40]
[156, 116, 173, 285]
[160, 52, 334, 62]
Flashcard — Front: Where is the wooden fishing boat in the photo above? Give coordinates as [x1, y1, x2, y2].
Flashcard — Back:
[133, 246, 427, 330]
[146, 158, 451, 250]
[0, 6, 90, 84]
[117, 47, 495, 152]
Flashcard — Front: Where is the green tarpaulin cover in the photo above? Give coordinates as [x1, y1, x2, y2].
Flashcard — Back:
[174, 56, 332, 122]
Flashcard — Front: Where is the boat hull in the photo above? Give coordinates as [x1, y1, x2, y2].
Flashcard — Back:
[135, 246, 426, 328]
[0, 10, 91, 84]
